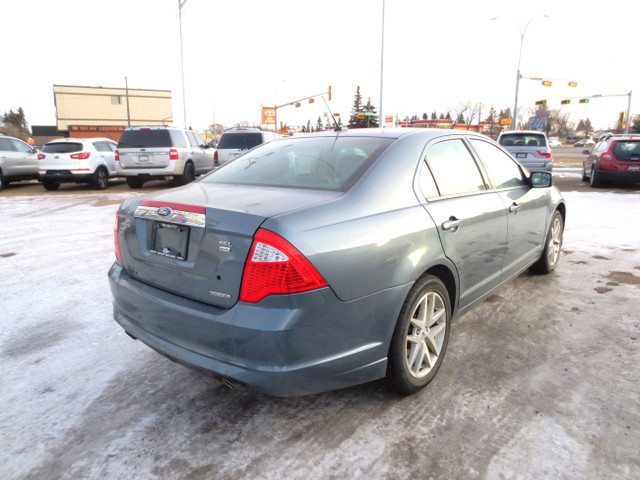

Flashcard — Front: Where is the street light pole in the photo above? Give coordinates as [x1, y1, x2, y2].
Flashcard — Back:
[178, 0, 188, 128]
[493, 15, 548, 130]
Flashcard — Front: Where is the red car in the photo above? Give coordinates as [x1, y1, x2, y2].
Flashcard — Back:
[582, 134, 640, 187]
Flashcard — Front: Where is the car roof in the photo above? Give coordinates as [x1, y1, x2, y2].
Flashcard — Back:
[282, 128, 492, 143]
[499, 130, 546, 136]
[47, 137, 115, 144]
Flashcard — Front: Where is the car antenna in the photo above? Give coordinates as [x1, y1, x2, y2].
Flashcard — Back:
[322, 96, 341, 131]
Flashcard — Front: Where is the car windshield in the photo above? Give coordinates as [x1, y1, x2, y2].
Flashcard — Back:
[612, 141, 640, 160]
[42, 143, 83, 153]
[499, 134, 547, 147]
[201, 136, 393, 191]
[117, 129, 172, 148]
[218, 132, 263, 150]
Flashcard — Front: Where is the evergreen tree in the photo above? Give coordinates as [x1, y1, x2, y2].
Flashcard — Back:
[439, 113, 445, 120]
[631, 115, 640, 134]
[316, 116, 324, 132]
[348, 86, 365, 128]
[445, 112, 452, 120]
[455, 112, 464, 124]
[362, 99, 379, 128]
[432, 111, 437, 120]
[1, 107, 30, 140]
[422, 113, 428, 120]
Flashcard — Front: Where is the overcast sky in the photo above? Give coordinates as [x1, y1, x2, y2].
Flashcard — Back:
[3, 0, 638, 132]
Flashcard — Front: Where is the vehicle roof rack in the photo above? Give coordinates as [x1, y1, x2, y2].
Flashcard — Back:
[599, 133, 640, 141]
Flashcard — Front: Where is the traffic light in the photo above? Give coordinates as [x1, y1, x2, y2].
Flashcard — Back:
[560, 99, 571, 105]
[618, 112, 625, 124]
[328, 85, 332, 101]
[579, 98, 590, 104]
[568, 82, 578, 87]
[357, 113, 365, 119]
[541, 81, 552, 87]
[535, 100, 547, 105]
[295, 103, 301, 108]
[308, 98, 314, 104]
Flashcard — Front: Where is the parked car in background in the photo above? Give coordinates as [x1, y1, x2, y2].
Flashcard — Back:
[574, 139, 595, 148]
[497, 130, 553, 172]
[0, 135, 39, 190]
[38, 138, 118, 190]
[215, 128, 279, 165]
[566, 136, 579, 144]
[110, 128, 565, 396]
[582, 133, 640, 187]
[115, 126, 215, 188]
[548, 138, 561, 148]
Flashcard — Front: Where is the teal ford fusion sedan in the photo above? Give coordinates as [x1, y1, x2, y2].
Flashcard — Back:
[109, 128, 565, 396]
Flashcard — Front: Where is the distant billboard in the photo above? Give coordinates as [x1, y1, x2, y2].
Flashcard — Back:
[262, 107, 276, 126]
[527, 116, 549, 130]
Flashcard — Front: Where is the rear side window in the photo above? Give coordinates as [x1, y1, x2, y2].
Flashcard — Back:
[10, 139, 34, 153]
[117, 129, 172, 148]
[499, 134, 547, 147]
[612, 141, 640, 161]
[425, 139, 486, 196]
[93, 142, 114, 152]
[218, 132, 263, 150]
[42, 143, 83, 153]
[0, 138, 16, 151]
[203, 136, 393, 191]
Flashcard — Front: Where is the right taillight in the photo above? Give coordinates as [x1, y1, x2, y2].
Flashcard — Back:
[240, 228, 328, 303]
[214, 150, 218, 162]
[114, 212, 123, 264]
[114, 150, 119, 161]
[170, 149, 179, 160]
[38, 153, 45, 160]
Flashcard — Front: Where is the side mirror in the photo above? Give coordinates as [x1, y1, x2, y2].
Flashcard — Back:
[531, 171, 552, 188]
[582, 149, 591, 155]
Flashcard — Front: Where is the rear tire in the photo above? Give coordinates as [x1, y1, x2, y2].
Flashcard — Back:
[92, 167, 109, 190]
[388, 275, 451, 395]
[589, 166, 603, 188]
[42, 180, 60, 191]
[174, 162, 195, 186]
[530, 210, 563, 274]
[126, 177, 144, 189]
[581, 164, 588, 181]
[0, 171, 4, 191]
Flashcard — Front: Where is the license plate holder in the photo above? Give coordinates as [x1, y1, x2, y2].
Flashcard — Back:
[516, 153, 527, 158]
[151, 222, 190, 261]
[629, 165, 639, 171]
[137, 155, 150, 163]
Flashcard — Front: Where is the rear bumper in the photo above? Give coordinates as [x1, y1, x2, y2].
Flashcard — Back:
[39, 170, 93, 183]
[116, 161, 182, 177]
[598, 169, 640, 183]
[108, 262, 408, 396]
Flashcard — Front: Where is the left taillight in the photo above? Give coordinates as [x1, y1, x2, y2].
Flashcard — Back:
[537, 151, 551, 159]
[170, 149, 179, 160]
[114, 212, 123, 264]
[70, 152, 91, 159]
[114, 149, 119, 161]
[239, 228, 328, 303]
[37, 153, 45, 160]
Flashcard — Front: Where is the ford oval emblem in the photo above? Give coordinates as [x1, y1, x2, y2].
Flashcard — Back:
[157, 206, 173, 217]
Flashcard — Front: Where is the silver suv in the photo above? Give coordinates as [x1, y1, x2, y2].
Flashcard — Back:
[215, 128, 279, 165]
[115, 126, 215, 188]
[0, 135, 39, 191]
[497, 130, 553, 172]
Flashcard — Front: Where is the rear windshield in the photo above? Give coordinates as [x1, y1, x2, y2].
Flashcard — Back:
[499, 134, 547, 147]
[42, 143, 82, 153]
[612, 141, 640, 161]
[218, 132, 263, 150]
[117, 129, 172, 148]
[201, 136, 393, 192]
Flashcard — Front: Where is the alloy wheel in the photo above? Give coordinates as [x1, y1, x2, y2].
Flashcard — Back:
[404, 291, 447, 378]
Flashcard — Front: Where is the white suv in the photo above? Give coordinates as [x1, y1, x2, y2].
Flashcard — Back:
[215, 128, 279, 165]
[115, 126, 215, 188]
[38, 138, 118, 190]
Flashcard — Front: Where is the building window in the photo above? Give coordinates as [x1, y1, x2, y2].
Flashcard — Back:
[111, 96, 122, 105]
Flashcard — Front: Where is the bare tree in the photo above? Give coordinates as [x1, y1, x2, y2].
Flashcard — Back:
[455, 102, 482, 130]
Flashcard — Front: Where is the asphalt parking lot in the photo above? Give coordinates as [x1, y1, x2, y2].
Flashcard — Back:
[1, 157, 639, 479]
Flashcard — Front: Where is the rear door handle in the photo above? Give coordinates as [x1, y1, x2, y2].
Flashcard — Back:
[509, 203, 521, 214]
[442, 217, 463, 232]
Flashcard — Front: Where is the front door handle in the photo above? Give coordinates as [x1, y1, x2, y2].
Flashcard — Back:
[442, 217, 463, 232]
[509, 202, 521, 214]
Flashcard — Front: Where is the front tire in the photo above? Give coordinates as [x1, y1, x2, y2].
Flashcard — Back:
[581, 164, 588, 181]
[42, 180, 60, 191]
[388, 275, 451, 395]
[530, 210, 563, 274]
[0, 171, 4, 191]
[92, 167, 109, 190]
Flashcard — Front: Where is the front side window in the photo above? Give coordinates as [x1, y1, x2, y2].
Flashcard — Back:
[470, 139, 526, 189]
[0, 138, 16, 152]
[202, 136, 393, 191]
[425, 139, 486, 196]
[10, 139, 33, 153]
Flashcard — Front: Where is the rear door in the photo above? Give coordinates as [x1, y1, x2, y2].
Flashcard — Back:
[418, 137, 508, 309]
[94, 141, 118, 175]
[117, 129, 173, 169]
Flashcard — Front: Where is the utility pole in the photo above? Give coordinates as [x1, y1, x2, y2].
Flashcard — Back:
[178, 0, 188, 128]
[125, 76, 131, 127]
